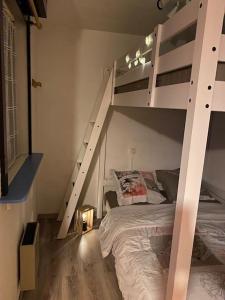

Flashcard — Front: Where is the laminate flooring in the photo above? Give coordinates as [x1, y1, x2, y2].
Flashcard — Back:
[23, 218, 122, 300]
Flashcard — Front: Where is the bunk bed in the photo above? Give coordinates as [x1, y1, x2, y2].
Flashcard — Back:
[98, 1, 225, 299]
[113, 1, 225, 112]
[56, 0, 225, 298]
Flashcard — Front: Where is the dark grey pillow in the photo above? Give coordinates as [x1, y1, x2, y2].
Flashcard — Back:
[156, 170, 179, 203]
[156, 169, 210, 203]
[104, 191, 119, 208]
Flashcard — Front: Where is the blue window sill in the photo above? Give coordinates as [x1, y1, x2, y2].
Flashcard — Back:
[0, 153, 43, 204]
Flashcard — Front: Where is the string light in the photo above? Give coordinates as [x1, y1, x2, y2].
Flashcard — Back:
[128, 62, 132, 69]
[139, 57, 146, 65]
[125, 55, 130, 63]
[145, 34, 153, 47]
[136, 49, 141, 58]
[134, 60, 139, 66]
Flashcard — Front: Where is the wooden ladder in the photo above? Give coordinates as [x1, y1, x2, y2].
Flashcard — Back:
[57, 69, 114, 239]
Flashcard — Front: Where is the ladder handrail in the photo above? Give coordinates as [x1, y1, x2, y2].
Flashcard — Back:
[57, 67, 115, 239]
[57, 69, 112, 221]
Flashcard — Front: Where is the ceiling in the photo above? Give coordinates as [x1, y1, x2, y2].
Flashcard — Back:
[47, 0, 178, 36]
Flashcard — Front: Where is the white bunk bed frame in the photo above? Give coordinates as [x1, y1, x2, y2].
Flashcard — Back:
[114, 3, 225, 111]
[58, 1, 225, 299]
[114, 1, 225, 299]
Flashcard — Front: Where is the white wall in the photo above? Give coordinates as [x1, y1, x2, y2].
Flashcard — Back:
[32, 1, 187, 214]
[0, 183, 37, 300]
[32, 16, 144, 213]
[105, 107, 185, 177]
[0, 4, 38, 300]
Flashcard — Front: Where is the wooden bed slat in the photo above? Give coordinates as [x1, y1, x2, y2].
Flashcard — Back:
[153, 83, 188, 110]
[114, 62, 225, 97]
[115, 62, 151, 87]
[113, 80, 225, 112]
[154, 81, 225, 111]
[158, 41, 194, 75]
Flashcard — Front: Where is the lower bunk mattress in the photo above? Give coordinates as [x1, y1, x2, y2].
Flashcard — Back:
[99, 204, 225, 300]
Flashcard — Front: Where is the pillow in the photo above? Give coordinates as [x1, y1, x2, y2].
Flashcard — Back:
[140, 171, 166, 204]
[156, 169, 215, 203]
[105, 190, 170, 209]
[105, 191, 155, 209]
[156, 170, 179, 203]
[146, 189, 167, 204]
[104, 191, 119, 208]
[140, 171, 163, 190]
[112, 170, 148, 206]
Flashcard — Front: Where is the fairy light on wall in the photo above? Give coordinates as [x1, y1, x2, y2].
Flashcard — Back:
[136, 49, 141, 58]
[139, 57, 146, 65]
[134, 60, 139, 66]
[124, 34, 153, 70]
[125, 54, 130, 63]
[145, 34, 153, 47]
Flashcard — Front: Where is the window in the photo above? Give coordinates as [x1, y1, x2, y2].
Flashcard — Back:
[0, 1, 30, 196]
[3, 5, 17, 168]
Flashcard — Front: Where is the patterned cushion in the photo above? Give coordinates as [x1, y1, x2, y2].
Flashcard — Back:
[112, 170, 148, 206]
[112, 170, 166, 206]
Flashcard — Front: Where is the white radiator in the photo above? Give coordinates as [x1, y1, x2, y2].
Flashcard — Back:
[20, 222, 39, 291]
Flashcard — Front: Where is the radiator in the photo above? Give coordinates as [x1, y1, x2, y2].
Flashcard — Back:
[20, 222, 39, 291]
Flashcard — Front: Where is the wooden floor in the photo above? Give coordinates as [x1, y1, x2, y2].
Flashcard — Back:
[23, 219, 122, 300]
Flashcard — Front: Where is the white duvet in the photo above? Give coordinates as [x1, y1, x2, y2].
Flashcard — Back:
[99, 204, 225, 300]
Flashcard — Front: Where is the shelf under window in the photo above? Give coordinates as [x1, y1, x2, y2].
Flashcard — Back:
[0, 153, 43, 204]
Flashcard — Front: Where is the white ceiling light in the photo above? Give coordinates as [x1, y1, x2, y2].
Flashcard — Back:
[145, 34, 153, 47]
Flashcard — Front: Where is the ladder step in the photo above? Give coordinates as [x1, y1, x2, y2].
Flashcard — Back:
[57, 163, 79, 221]
[77, 144, 86, 165]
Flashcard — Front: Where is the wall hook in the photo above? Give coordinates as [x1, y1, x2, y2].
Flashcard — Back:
[32, 79, 42, 88]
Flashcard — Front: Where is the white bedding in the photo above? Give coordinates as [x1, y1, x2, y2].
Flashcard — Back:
[99, 204, 225, 300]
[198, 222, 225, 265]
